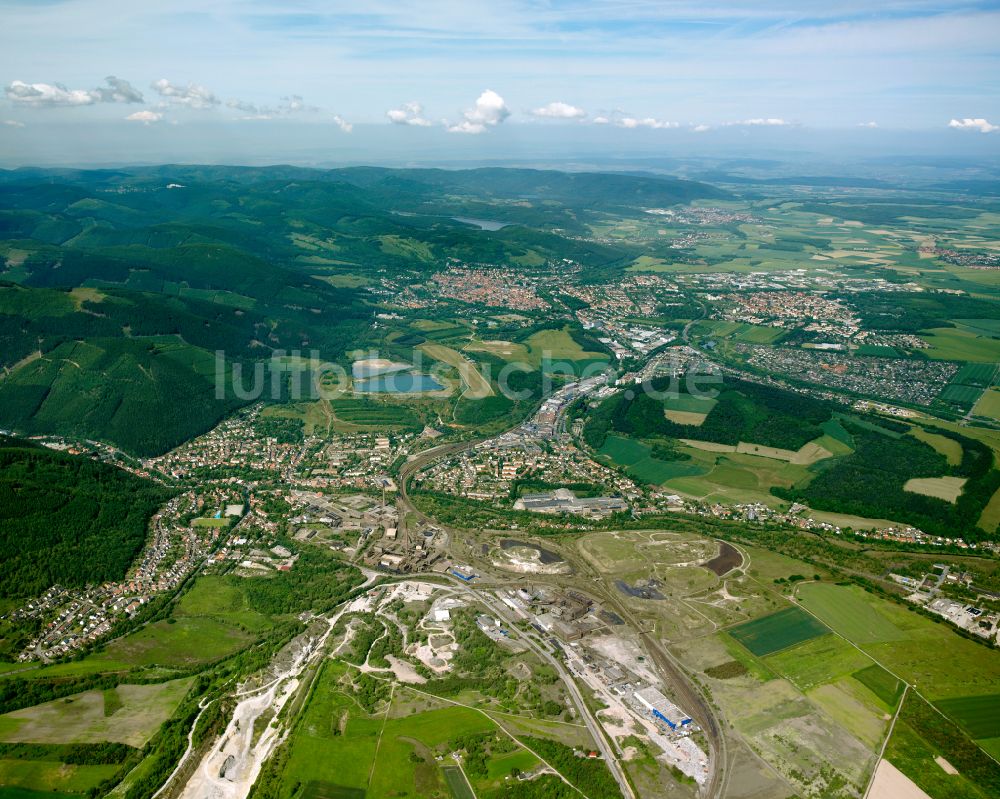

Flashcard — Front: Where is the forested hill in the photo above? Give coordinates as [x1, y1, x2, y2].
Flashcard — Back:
[0, 165, 724, 455]
[0, 438, 173, 597]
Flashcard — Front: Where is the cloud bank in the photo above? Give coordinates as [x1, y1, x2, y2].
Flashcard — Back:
[5, 77, 143, 107]
[730, 118, 789, 126]
[949, 118, 998, 133]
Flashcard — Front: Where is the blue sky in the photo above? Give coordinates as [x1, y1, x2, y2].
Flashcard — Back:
[1, 1, 998, 163]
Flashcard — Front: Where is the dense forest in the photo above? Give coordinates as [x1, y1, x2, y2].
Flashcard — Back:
[0, 438, 173, 596]
[775, 423, 1000, 539]
[584, 374, 832, 451]
[234, 542, 366, 616]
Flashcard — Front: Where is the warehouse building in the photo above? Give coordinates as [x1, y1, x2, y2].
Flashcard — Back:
[633, 686, 691, 730]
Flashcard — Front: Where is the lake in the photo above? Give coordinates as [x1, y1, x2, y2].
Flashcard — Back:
[353, 373, 444, 393]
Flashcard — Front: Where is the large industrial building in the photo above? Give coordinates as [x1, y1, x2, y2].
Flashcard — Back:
[513, 488, 628, 517]
[633, 686, 692, 730]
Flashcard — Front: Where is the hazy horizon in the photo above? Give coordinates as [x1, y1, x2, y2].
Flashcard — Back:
[2, 1, 999, 168]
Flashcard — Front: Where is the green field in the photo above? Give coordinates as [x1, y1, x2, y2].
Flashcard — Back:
[331, 399, 423, 429]
[696, 320, 786, 345]
[728, 606, 829, 657]
[910, 427, 964, 465]
[922, 327, 1000, 362]
[523, 326, 609, 369]
[883, 692, 1000, 799]
[940, 383, 983, 405]
[662, 395, 719, 414]
[174, 576, 274, 633]
[597, 435, 705, 484]
[191, 516, 229, 528]
[797, 583, 1000, 701]
[98, 616, 252, 668]
[852, 665, 905, 708]
[300, 782, 366, 799]
[936, 694, 1000, 740]
[0, 759, 118, 796]
[0, 679, 192, 747]
[441, 766, 475, 799]
[954, 362, 997, 386]
[0, 787, 85, 799]
[763, 633, 872, 691]
[974, 388, 1000, 422]
[796, 583, 905, 644]
[269, 661, 513, 799]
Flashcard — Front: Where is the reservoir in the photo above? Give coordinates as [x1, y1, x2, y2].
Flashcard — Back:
[354, 373, 444, 393]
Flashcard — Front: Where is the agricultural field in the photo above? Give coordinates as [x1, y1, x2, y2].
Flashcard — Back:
[903, 476, 966, 502]
[727, 606, 829, 657]
[694, 320, 787, 345]
[909, 427, 964, 465]
[522, 326, 609, 370]
[922, 327, 1000, 363]
[935, 694, 1000, 740]
[96, 616, 253, 668]
[663, 393, 716, 425]
[882, 692, 1000, 799]
[0, 759, 120, 796]
[974, 388, 1000, 422]
[797, 583, 1000, 701]
[597, 435, 705, 484]
[0, 679, 192, 747]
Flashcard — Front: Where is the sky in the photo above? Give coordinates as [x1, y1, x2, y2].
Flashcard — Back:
[1, 0, 999, 166]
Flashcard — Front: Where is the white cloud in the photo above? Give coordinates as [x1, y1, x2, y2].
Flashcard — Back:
[731, 118, 789, 126]
[5, 76, 143, 107]
[589, 110, 677, 129]
[387, 101, 432, 126]
[446, 120, 487, 134]
[151, 78, 219, 109]
[530, 101, 585, 119]
[949, 117, 998, 133]
[692, 124, 711, 132]
[94, 76, 144, 104]
[618, 116, 679, 129]
[3, 120, 26, 128]
[332, 115, 352, 133]
[226, 94, 318, 120]
[126, 110, 162, 124]
[858, 121, 878, 128]
[447, 89, 509, 134]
